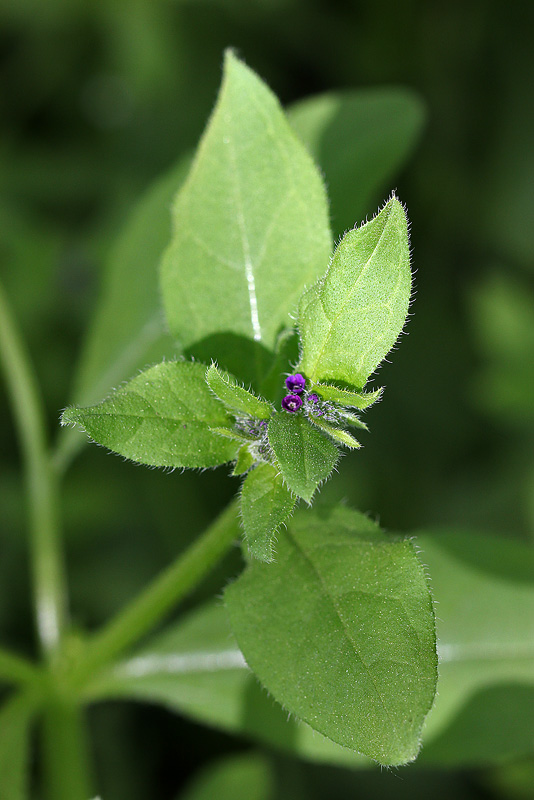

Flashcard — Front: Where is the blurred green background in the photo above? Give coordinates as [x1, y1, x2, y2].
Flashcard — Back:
[1, 1, 533, 798]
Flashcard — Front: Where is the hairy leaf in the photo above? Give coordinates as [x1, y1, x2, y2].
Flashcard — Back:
[309, 417, 361, 449]
[225, 506, 437, 765]
[267, 413, 338, 502]
[206, 364, 272, 420]
[240, 463, 297, 562]
[298, 196, 411, 390]
[61, 361, 238, 468]
[313, 383, 382, 409]
[160, 51, 332, 380]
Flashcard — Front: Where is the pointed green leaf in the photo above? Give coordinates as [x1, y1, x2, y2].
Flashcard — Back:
[232, 445, 255, 476]
[298, 196, 411, 389]
[0, 693, 35, 800]
[240, 463, 297, 562]
[55, 155, 192, 469]
[160, 51, 332, 369]
[314, 383, 382, 409]
[309, 417, 361, 449]
[225, 506, 437, 766]
[267, 413, 338, 502]
[335, 409, 369, 430]
[206, 364, 272, 420]
[61, 361, 238, 468]
[288, 89, 425, 237]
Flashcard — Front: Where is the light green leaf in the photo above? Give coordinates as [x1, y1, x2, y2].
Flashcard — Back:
[335, 409, 369, 431]
[240, 463, 297, 562]
[0, 693, 35, 800]
[414, 531, 534, 765]
[298, 196, 412, 390]
[309, 417, 361, 449]
[206, 364, 272, 420]
[61, 361, 238, 468]
[225, 506, 437, 766]
[267, 413, 338, 503]
[160, 51, 332, 381]
[288, 89, 425, 237]
[313, 383, 382, 409]
[55, 156, 191, 469]
[178, 753, 274, 800]
[232, 446, 255, 476]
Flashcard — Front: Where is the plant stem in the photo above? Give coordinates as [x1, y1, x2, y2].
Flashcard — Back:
[0, 282, 68, 658]
[42, 701, 93, 800]
[0, 647, 41, 686]
[72, 497, 241, 688]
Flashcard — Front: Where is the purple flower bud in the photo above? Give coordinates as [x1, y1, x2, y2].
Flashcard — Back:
[282, 394, 303, 413]
[307, 393, 319, 403]
[285, 373, 306, 394]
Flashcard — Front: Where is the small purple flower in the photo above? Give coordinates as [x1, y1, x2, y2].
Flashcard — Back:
[307, 393, 319, 403]
[285, 373, 306, 394]
[282, 394, 303, 412]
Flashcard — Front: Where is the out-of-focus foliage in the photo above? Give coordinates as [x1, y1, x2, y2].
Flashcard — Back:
[2, 0, 534, 798]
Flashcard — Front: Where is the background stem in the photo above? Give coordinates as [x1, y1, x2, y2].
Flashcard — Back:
[73, 497, 241, 688]
[42, 701, 93, 800]
[0, 282, 68, 658]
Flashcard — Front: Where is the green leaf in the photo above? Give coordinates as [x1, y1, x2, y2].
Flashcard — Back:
[225, 506, 437, 766]
[309, 417, 361, 449]
[414, 531, 534, 766]
[232, 445, 255, 476]
[55, 155, 191, 468]
[160, 51, 332, 379]
[298, 196, 412, 390]
[206, 364, 272, 420]
[313, 383, 382, 409]
[288, 89, 425, 237]
[61, 361, 238, 468]
[178, 753, 274, 800]
[240, 463, 297, 562]
[0, 693, 35, 800]
[267, 413, 338, 503]
[86, 601, 370, 768]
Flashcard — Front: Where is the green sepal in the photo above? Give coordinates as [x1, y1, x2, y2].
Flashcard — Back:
[313, 383, 383, 409]
[206, 364, 272, 420]
[336, 409, 369, 431]
[240, 462, 297, 562]
[309, 417, 362, 449]
[233, 445, 255, 476]
[267, 412, 338, 503]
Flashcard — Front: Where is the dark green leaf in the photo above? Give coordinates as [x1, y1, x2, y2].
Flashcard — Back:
[206, 364, 272, 420]
[178, 753, 274, 800]
[298, 196, 411, 390]
[160, 51, 332, 378]
[267, 413, 338, 503]
[240, 463, 297, 562]
[288, 89, 425, 237]
[225, 506, 437, 765]
[61, 361, 238, 468]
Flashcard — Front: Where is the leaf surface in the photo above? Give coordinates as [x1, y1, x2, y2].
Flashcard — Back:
[267, 413, 338, 502]
[288, 89, 425, 236]
[179, 753, 274, 800]
[298, 196, 411, 390]
[240, 463, 297, 561]
[160, 51, 332, 377]
[61, 361, 238, 468]
[206, 364, 272, 420]
[225, 506, 437, 765]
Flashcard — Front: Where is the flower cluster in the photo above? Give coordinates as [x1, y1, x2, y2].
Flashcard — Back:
[282, 374, 339, 422]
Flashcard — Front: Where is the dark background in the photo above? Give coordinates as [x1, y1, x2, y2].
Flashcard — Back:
[1, 1, 533, 797]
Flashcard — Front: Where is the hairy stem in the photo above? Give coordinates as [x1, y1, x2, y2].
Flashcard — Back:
[72, 497, 241, 688]
[0, 282, 68, 657]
